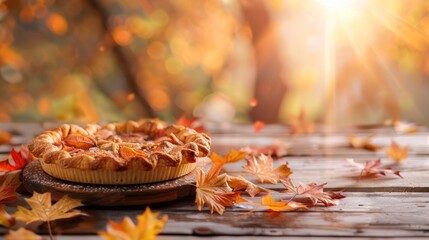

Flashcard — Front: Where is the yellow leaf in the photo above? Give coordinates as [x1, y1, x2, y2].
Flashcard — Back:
[243, 155, 292, 184]
[210, 149, 247, 164]
[13, 192, 85, 224]
[99, 207, 167, 240]
[5, 227, 42, 240]
[347, 135, 380, 151]
[0, 173, 20, 203]
[226, 175, 269, 197]
[385, 140, 408, 163]
[261, 194, 306, 212]
[0, 204, 14, 227]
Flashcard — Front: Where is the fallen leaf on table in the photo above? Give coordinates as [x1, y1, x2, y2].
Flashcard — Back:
[243, 154, 292, 184]
[99, 207, 167, 240]
[195, 163, 242, 215]
[13, 192, 85, 224]
[249, 98, 258, 107]
[288, 109, 315, 134]
[5, 227, 42, 240]
[392, 121, 419, 134]
[241, 140, 289, 157]
[253, 121, 265, 133]
[0, 131, 12, 145]
[0, 204, 15, 227]
[211, 149, 247, 164]
[176, 113, 205, 133]
[347, 135, 381, 151]
[226, 175, 269, 197]
[346, 158, 402, 178]
[0, 146, 34, 172]
[0, 173, 20, 203]
[261, 194, 306, 212]
[385, 140, 408, 163]
[280, 178, 342, 207]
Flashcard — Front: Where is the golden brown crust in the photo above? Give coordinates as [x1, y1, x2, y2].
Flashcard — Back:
[28, 118, 211, 172]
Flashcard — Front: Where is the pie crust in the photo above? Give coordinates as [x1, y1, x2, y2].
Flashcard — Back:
[28, 119, 211, 184]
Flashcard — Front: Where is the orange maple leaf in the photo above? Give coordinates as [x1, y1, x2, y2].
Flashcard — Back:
[5, 227, 42, 240]
[0, 145, 34, 172]
[385, 140, 408, 163]
[288, 109, 315, 134]
[211, 149, 248, 164]
[261, 194, 306, 212]
[195, 163, 244, 215]
[347, 135, 380, 151]
[0, 204, 15, 227]
[347, 158, 402, 178]
[243, 154, 292, 184]
[99, 207, 167, 240]
[240, 140, 289, 157]
[176, 113, 205, 133]
[226, 175, 269, 197]
[0, 173, 20, 204]
[253, 121, 265, 133]
[280, 178, 343, 207]
[0, 131, 12, 145]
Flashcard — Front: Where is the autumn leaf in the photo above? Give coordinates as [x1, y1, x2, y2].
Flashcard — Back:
[261, 194, 306, 212]
[393, 121, 419, 134]
[226, 175, 269, 197]
[280, 178, 342, 207]
[0, 131, 12, 145]
[99, 207, 167, 240]
[0, 173, 20, 203]
[211, 149, 247, 164]
[0, 204, 15, 227]
[243, 154, 292, 184]
[346, 158, 402, 178]
[14, 192, 85, 224]
[240, 140, 289, 157]
[347, 135, 381, 151]
[0, 145, 34, 172]
[176, 113, 205, 132]
[385, 140, 408, 163]
[253, 121, 265, 133]
[288, 109, 315, 134]
[5, 228, 42, 240]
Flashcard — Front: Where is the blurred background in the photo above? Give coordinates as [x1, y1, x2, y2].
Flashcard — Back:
[1, 0, 429, 126]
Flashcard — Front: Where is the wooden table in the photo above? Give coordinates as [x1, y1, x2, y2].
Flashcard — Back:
[1, 123, 429, 239]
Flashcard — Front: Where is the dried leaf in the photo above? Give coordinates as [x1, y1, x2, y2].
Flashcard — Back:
[393, 121, 419, 134]
[0, 131, 12, 145]
[226, 175, 269, 197]
[0, 146, 33, 172]
[243, 154, 292, 184]
[385, 140, 408, 163]
[253, 121, 265, 133]
[195, 163, 244, 215]
[14, 192, 85, 224]
[63, 133, 96, 150]
[99, 207, 167, 240]
[5, 228, 42, 240]
[346, 159, 402, 178]
[0, 173, 20, 203]
[240, 140, 289, 157]
[0, 204, 15, 227]
[211, 149, 247, 164]
[280, 178, 341, 207]
[261, 194, 306, 212]
[289, 109, 315, 134]
[347, 135, 380, 151]
[176, 114, 205, 133]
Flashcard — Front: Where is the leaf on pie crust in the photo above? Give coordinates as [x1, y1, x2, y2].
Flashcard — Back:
[0, 173, 20, 203]
[288, 109, 315, 134]
[5, 228, 42, 240]
[226, 175, 269, 197]
[0, 146, 33, 172]
[243, 154, 292, 184]
[347, 135, 380, 151]
[0, 131, 12, 145]
[211, 149, 248, 164]
[176, 113, 205, 133]
[253, 121, 265, 133]
[99, 207, 167, 240]
[63, 133, 96, 150]
[346, 158, 402, 178]
[0, 204, 15, 227]
[280, 178, 342, 207]
[261, 194, 306, 212]
[14, 192, 85, 224]
[385, 140, 408, 163]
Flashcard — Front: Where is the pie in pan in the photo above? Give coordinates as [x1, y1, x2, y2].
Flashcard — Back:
[28, 119, 211, 185]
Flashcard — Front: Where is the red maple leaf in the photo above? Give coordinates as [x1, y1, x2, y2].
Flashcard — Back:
[0, 146, 34, 172]
[347, 158, 402, 178]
